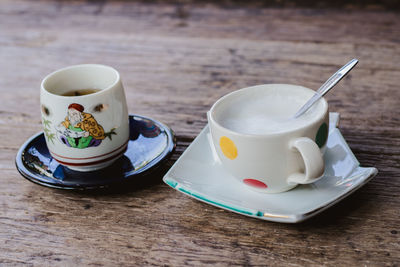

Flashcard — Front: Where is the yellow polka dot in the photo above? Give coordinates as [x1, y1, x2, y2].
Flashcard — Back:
[220, 136, 238, 160]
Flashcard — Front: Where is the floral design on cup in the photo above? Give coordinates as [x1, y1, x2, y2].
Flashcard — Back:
[42, 116, 55, 144]
[56, 103, 116, 149]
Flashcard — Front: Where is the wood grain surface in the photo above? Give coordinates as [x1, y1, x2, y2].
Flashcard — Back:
[0, 0, 399, 266]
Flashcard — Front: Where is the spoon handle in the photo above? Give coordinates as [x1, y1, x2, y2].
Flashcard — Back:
[293, 58, 358, 118]
[316, 58, 358, 96]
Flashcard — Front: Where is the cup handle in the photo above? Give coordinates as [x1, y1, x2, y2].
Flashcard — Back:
[287, 137, 325, 185]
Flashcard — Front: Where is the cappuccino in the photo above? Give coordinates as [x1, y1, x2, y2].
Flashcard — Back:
[208, 84, 329, 193]
[215, 85, 324, 135]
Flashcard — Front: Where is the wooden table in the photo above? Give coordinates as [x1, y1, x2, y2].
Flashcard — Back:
[1, 1, 399, 265]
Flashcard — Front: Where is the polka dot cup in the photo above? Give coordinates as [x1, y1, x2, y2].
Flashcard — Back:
[208, 84, 329, 193]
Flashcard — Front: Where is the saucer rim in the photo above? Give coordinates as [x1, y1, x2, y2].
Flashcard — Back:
[164, 165, 377, 223]
[163, 112, 378, 223]
[16, 114, 176, 190]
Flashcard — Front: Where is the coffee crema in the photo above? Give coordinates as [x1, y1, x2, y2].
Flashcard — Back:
[61, 89, 101, 96]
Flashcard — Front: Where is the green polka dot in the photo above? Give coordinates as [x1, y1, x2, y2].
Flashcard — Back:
[316, 123, 328, 148]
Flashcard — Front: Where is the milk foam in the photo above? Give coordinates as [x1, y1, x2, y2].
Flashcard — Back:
[215, 86, 323, 135]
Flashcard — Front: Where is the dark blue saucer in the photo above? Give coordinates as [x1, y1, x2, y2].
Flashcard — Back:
[16, 114, 175, 190]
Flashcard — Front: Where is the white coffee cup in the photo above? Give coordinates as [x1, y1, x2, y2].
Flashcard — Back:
[40, 64, 129, 172]
[208, 84, 329, 193]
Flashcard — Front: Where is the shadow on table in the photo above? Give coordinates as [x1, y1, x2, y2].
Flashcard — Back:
[100, 165, 170, 195]
[296, 182, 377, 227]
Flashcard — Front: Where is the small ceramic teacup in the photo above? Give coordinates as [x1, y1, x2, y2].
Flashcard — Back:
[208, 84, 329, 193]
[40, 64, 129, 172]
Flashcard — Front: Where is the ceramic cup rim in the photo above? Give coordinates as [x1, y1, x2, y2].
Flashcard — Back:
[208, 83, 329, 138]
[41, 64, 120, 99]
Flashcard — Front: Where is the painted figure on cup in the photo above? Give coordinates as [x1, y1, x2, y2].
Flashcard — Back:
[56, 103, 116, 149]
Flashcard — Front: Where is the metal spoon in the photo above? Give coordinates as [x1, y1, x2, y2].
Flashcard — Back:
[292, 58, 359, 118]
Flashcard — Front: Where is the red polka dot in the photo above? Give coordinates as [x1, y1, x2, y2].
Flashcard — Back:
[243, 179, 268, 189]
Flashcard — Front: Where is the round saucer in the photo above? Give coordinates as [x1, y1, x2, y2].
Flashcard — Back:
[16, 114, 175, 190]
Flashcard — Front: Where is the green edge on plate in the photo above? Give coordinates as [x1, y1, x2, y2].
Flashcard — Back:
[165, 178, 262, 217]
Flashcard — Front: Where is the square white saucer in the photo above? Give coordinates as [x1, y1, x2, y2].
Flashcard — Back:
[163, 113, 378, 223]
